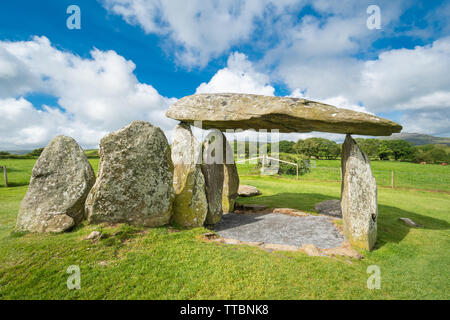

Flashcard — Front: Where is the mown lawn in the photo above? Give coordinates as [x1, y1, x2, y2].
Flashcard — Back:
[237, 159, 450, 192]
[0, 159, 449, 299]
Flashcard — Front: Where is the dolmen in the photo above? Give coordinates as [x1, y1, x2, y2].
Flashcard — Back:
[166, 93, 403, 250]
[17, 93, 402, 252]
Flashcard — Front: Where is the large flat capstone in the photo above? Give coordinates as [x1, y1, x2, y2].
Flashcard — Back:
[166, 93, 402, 136]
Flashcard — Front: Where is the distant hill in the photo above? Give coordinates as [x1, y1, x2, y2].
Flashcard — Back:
[379, 133, 450, 146]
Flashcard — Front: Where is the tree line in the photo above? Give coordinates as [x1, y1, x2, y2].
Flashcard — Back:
[0, 148, 44, 159]
[236, 138, 449, 164]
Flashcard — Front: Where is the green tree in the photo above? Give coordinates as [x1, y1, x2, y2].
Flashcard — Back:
[355, 138, 380, 158]
[425, 148, 447, 164]
[385, 140, 416, 161]
[378, 141, 393, 160]
[277, 140, 296, 154]
[293, 137, 340, 159]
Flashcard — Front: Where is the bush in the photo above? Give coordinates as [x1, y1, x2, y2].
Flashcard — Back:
[258, 153, 310, 176]
[28, 148, 44, 157]
[414, 144, 450, 164]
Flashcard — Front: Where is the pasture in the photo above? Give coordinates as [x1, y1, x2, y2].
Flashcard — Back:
[0, 158, 448, 299]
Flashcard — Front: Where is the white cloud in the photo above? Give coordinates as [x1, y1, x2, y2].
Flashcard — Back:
[401, 109, 450, 136]
[271, 24, 450, 136]
[193, 53, 350, 142]
[196, 52, 274, 95]
[102, 0, 301, 67]
[356, 38, 450, 113]
[290, 89, 372, 114]
[101, 1, 410, 68]
[0, 36, 177, 150]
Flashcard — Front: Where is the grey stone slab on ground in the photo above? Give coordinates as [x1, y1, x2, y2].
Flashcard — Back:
[314, 199, 342, 218]
[214, 213, 344, 249]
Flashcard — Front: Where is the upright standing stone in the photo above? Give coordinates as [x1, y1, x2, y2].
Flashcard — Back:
[85, 121, 174, 227]
[222, 134, 239, 213]
[201, 130, 225, 224]
[171, 122, 208, 228]
[16, 136, 95, 233]
[341, 134, 378, 250]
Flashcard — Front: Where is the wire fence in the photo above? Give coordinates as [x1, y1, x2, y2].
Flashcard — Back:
[237, 163, 450, 192]
[1, 159, 448, 193]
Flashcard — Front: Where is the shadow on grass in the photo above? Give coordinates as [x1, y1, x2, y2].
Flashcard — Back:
[236, 192, 450, 250]
[1, 182, 29, 187]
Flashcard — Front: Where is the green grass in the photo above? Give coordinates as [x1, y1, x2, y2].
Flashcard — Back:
[0, 158, 100, 187]
[237, 159, 450, 192]
[0, 159, 449, 299]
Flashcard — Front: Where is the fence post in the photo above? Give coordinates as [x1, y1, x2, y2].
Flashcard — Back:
[296, 164, 299, 180]
[3, 165, 7, 188]
[261, 154, 265, 175]
[391, 170, 395, 188]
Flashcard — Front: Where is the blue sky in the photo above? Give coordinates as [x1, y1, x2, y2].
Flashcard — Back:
[0, 0, 449, 149]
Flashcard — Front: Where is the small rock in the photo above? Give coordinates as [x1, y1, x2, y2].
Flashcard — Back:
[300, 244, 323, 256]
[221, 238, 242, 245]
[399, 218, 421, 227]
[202, 232, 218, 240]
[264, 243, 301, 252]
[238, 185, 261, 197]
[272, 208, 309, 217]
[245, 241, 264, 247]
[85, 231, 103, 241]
[314, 200, 342, 218]
[98, 261, 109, 266]
[323, 242, 363, 260]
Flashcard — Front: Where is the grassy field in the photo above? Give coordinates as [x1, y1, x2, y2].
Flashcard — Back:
[0, 159, 449, 299]
[237, 159, 450, 192]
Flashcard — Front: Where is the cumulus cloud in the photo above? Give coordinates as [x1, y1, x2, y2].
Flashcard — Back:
[194, 53, 349, 142]
[357, 38, 450, 114]
[102, 0, 412, 68]
[196, 52, 274, 95]
[0, 36, 177, 150]
[271, 28, 450, 135]
[101, 0, 301, 67]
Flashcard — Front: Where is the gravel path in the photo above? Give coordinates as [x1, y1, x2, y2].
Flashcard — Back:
[214, 213, 344, 249]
